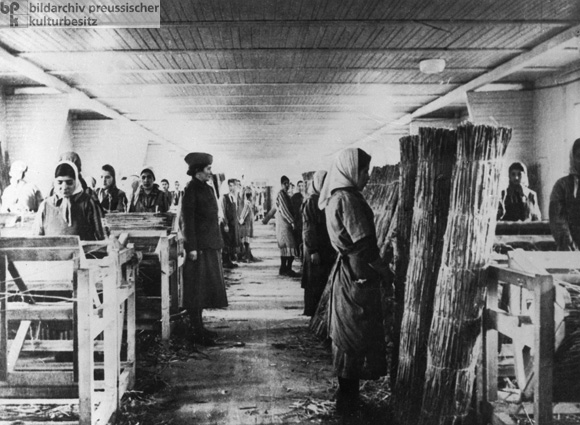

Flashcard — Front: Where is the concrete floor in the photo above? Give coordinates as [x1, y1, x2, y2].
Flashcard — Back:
[158, 222, 340, 424]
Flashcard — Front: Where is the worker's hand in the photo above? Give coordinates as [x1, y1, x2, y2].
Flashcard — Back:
[224, 224, 229, 233]
[238, 219, 244, 225]
[310, 253, 320, 265]
[291, 223, 295, 230]
[188, 250, 198, 261]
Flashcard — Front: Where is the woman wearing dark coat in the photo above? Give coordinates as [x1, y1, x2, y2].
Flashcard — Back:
[319, 148, 390, 413]
[129, 167, 169, 213]
[181, 152, 228, 345]
[550, 138, 580, 250]
[34, 161, 105, 241]
[301, 170, 335, 316]
[96, 164, 128, 213]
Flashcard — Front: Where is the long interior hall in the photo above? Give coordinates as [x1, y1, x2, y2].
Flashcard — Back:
[135, 222, 389, 425]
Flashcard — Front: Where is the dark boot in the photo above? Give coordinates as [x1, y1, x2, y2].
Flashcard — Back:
[286, 257, 299, 277]
[279, 257, 286, 276]
[189, 309, 217, 346]
[336, 378, 360, 414]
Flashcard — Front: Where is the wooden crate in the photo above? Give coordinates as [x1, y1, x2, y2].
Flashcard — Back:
[0, 236, 137, 425]
[107, 215, 184, 340]
[480, 250, 580, 425]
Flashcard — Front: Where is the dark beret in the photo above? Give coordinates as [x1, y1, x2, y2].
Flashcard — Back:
[185, 152, 213, 168]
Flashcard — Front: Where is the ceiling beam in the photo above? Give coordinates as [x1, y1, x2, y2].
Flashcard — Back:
[160, 19, 576, 28]
[0, 44, 186, 152]
[47, 67, 502, 75]
[19, 47, 527, 56]
[391, 23, 580, 125]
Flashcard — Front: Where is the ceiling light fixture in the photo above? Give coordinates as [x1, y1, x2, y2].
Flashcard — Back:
[419, 59, 446, 74]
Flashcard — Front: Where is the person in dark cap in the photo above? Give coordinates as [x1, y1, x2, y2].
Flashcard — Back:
[96, 164, 128, 213]
[129, 167, 169, 213]
[550, 138, 580, 250]
[181, 152, 228, 345]
[497, 161, 541, 222]
[275, 175, 299, 277]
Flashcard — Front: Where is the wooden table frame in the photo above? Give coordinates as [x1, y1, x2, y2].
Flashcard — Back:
[0, 236, 137, 425]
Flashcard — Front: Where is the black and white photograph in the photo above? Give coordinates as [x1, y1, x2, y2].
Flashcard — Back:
[1, 1, 580, 424]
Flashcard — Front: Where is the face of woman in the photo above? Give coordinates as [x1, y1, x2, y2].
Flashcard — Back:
[357, 166, 370, 190]
[141, 172, 154, 189]
[55, 176, 76, 198]
[101, 171, 114, 189]
[281, 180, 290, 191]
[196, 165, 212, 182]
[509, 169, 523, 186]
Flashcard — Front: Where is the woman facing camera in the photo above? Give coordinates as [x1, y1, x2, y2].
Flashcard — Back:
[34, 161, 105, 241]
[181, 152, 228, 346]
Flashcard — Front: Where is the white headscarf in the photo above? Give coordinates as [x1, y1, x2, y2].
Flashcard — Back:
[53, 160, 83, 227]
[310, 170, 327, 197]
[318, 148, 363, 209]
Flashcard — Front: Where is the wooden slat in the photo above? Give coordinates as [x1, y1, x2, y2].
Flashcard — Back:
[487, 266, 539, 292]
[0, 236, 80, 248]
[7, 303, 73, 321]
[7, 321, 31, 373]
[534, 275, 554, 424]
[0, 248, 79, 262]
[0, 255, 7, 381]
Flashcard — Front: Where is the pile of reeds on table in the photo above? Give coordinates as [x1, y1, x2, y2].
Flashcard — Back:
[419, 123, 511, 425]
[105, 212, 176, 233]
[395, 127, 457, 424]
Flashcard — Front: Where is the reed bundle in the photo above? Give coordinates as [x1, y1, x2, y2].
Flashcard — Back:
[419, 123, 511, 425]
[105, 212, 175, 233]
[390, 135, 420, 380]
[395, 127, 457, 424]
[362, 165, 400, 260]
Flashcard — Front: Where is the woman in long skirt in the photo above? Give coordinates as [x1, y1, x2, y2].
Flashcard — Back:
[181, 152, 228, 346]
[276, 175, 299, 277]
[301, 170, 335, 316]
[318, 148, 391, 413]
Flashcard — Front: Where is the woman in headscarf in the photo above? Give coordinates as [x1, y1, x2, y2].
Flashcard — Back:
[550, 138, 580, 250]
[181, 152, 228, 346]
[319, 148, 390, 413]
[497, 161, 541, 222]
[34, 161, 105, 241]
[238, 186, 256, 262]
[129, 167, 169, 213]
[276, 175, 299, 277]
[301, 171, 335, 316]
[96, 164, 128, 213]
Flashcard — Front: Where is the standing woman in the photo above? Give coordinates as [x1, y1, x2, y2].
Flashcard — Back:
[34, 161, 105, 241]
[181, 152, 228, 345]
[96, 164, 128, 213]
[318, 148, 390, 412]
[276, 175, 299, 277]
[301, 170, 335, 316]
[238, 187, 256, 262]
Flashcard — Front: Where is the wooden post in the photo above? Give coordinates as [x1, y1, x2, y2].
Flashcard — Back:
[0, 254, 7, 381]
[485, 274, 499, 403]
[534, 275, 554, 425]
[104, 255, 120, 408]
[125, 259, 136, 391]
[76, 268, 94, 425]
[159, 237, 170, 340]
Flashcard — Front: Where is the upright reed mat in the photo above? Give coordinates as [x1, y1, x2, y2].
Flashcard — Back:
[419, 123, 511, 425]
[391, 135, 420, 380]
[395, 127, 457, 424]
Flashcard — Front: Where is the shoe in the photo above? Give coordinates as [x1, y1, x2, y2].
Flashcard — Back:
[286, 269, 300, 278]
[191, 333, 218, 347]
[202, 328, 218, 338]
[231, 262, 239, 268]
[223, 262, 235, 269]
[279, 267, 286, 276]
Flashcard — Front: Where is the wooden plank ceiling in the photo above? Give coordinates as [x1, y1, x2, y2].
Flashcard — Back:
[0, 0, 579, 175]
